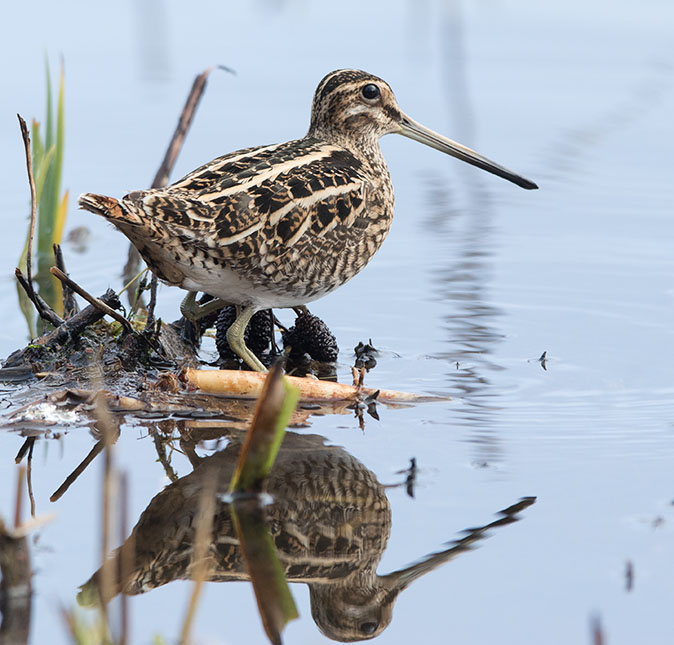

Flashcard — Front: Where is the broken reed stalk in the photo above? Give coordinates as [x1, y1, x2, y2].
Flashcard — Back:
[53, 243, 79, 318]
[14, 466, 26, 529]
[50, 440, 105, 502]
[14, 437, 35, 464]
[50, 266, 134, 334]
[15, 267, 63, 328]
[179, 467, 218, 645]
[125, 65, 227, 290]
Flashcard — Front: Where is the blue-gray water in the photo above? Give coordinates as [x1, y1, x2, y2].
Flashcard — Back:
[1, 1, 673, 643]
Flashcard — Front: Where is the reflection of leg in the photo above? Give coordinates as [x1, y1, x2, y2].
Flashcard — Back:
[226, 305, 267, 372]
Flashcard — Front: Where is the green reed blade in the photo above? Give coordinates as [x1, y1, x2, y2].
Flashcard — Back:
[229, 363, 300, 493]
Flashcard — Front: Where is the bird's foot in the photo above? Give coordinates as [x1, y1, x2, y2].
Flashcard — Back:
[180, 291, 227, 321]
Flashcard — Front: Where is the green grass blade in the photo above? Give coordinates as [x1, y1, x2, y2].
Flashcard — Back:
[34, 145, 56, 206]
[231, 498, 299, 645]
[37, 57, 65, 263]
[30, 119, 44, 171]
[44, 55, 54, 150]
[229, 364, 300, 493]
[53, 189, 69, 246]
[53, 60, 65, 240]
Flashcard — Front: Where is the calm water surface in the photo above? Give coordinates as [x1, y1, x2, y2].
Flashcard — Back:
[1, 1, 673, 644]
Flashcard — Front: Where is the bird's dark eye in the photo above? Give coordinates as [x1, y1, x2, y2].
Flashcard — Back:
[359, 622, 378, 635]
[361, 84, 380, 100]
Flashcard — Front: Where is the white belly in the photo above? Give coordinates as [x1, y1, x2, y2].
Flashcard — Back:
[179, 265, 327, 309]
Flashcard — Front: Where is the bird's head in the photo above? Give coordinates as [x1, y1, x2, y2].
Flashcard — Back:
[309, 69, 537, 189]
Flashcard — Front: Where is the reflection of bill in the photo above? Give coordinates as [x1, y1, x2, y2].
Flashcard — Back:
[79, 431, 535, 642]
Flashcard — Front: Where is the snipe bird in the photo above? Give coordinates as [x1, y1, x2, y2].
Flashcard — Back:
[79, 69, 537, 371]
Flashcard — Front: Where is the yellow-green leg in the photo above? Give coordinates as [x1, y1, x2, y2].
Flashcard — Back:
[180, 291, 227, 320]
[226, 305, 268, 373]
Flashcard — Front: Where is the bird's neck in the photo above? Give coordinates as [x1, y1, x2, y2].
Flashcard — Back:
[308, 127, 388, 174]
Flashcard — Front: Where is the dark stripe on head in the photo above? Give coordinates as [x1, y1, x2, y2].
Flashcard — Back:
[315, 69, 381, 106]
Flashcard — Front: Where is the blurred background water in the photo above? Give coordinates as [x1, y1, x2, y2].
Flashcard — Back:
[1, 1, 673, 643]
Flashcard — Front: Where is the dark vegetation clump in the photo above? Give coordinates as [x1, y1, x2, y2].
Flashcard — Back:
[282, 312, 339, 363]
[354, 339, 377, 371]
[214, 306, 273, 363]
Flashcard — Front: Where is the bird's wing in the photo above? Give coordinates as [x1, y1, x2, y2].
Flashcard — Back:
[121, 139, 372, 253]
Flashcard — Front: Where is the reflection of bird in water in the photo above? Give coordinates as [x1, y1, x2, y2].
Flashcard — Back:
[80, 432, 535, 642]
[79, 69, 536, 372]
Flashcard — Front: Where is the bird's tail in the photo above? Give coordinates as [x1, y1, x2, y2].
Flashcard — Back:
[78, 193, 125, 221]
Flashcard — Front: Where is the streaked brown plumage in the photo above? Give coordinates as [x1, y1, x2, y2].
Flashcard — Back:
[79, 69, 537, 371]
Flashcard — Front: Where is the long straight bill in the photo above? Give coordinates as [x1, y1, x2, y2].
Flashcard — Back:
[399, 114, 538, 190]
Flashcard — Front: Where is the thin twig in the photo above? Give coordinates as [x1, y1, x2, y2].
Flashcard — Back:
[27, 439, 36, 519]
[53, 243, 79, 318]
[50, 440, 105, 502]
[15, 267, 64, 328]
[14, 437, 35, 464]
[50, 266, 134, 334]
[145, 275, 158, 329]
[151, 430, 180, 483]
[17, 115, 37, 298]
[118, 267, 149, 297]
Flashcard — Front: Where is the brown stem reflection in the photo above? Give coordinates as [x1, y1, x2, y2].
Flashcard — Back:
[423, 3, 507, 455]
[79, 429, 535, 642]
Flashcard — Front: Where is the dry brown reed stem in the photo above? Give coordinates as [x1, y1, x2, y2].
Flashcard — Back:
[26, 442, 36, 518]
[16, 115, 66, 328]
[179, 467, 218, 645]
[50, 440, 105, 502]
[591, 614, 605, 645]
[0, 507, 32, 644]
[15, 267, 64, 328]
[17, 115, 37, 298]
[13, 466, 26, 529]
[152, 66, 224, 189]
[53, 243, 79, 318]
[50, 266, 134, 333]
[14, 437, 34, 464]
[125, 65, 227, 295]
